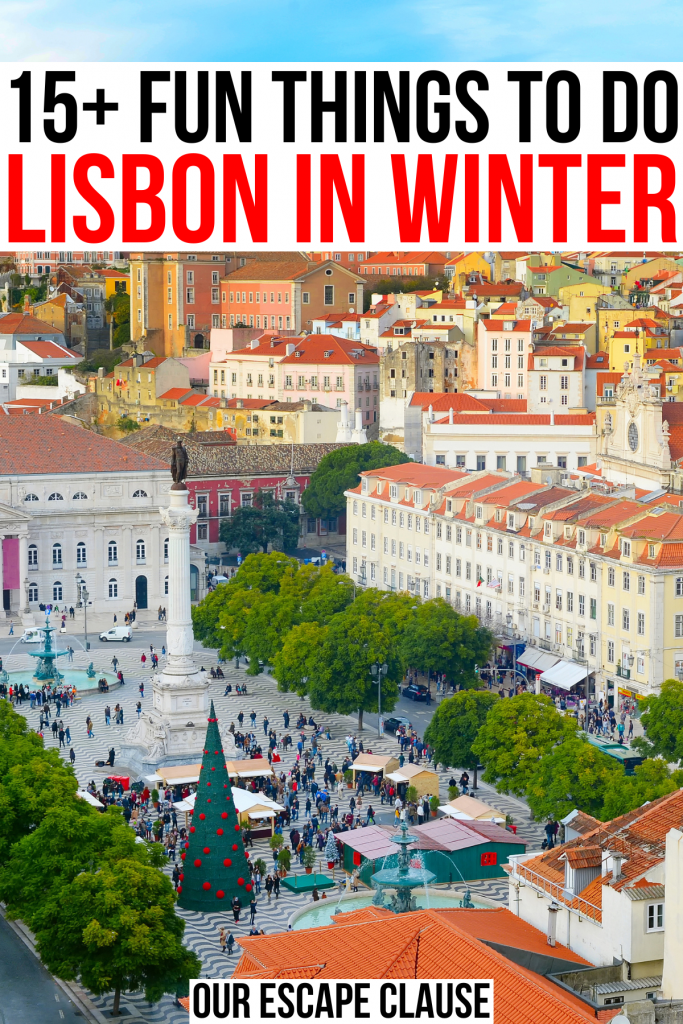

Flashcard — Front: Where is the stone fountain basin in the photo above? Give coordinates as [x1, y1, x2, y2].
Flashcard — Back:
[288, 888, 498, 930]
[371, 866, 436, 889]
[9, 670, 121, 695]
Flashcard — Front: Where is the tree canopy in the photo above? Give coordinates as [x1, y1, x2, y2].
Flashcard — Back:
[400, 599, 493, 689]
[524, 736, 623, 821]
[105, 291, 130, 347]
[471, 693, 577, 797]
[632, 679, 683, 764]
[219, 490, 300, 555]
[424, 690, 498, 775]
[33, 858, 200, 1016]
[301, 442, 411, 519]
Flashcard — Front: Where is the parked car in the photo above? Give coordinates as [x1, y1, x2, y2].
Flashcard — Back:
[382, 716, 412, 734]
[402, 684, 428, 702]
[99, 626, 133, 642]
[19, 628, 42, 643]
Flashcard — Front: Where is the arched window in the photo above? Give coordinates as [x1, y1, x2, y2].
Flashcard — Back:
[163, 538, 169, 561]
[53, 581, 63, 601]
[28, 544, 38, 567]
[108, 542, 118, 565]
[73, 491, 88, 500]
[108, 578, 118, 598]
[48, 493, 64, 501]
[136, 539, 146, 563]
[52, 543, 62, 565]
[28, 582, 38, 603]
[76, 541, 87, 565]
[24, 493, 39, 502]
[164, 575, 169, 595]
[133, 489, 148, 497]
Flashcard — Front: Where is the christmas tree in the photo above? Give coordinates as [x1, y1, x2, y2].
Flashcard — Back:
[325, 830, 339, 868]
[177, 701, 252, 912]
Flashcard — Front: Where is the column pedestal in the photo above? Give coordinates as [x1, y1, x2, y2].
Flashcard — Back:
[120, 486, 235, 773]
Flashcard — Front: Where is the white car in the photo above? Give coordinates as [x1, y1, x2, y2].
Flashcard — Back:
[19, 628, 42, 643]
[99, 626, 133, 643]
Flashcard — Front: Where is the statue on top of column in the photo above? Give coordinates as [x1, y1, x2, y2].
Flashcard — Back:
[170, 438, 189, 489]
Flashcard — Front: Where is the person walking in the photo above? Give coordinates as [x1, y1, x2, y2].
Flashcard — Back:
[58, 725, 65, 748]
[219, 927, 227, 954]
[139, 681, 145, 698]
[231, 895, 242, 922]
[104, 705, 111, 726]
[65, 725, 71, 744]
[8, 621, 13, 635]
[226, 932, 235, 955]
[249, 897, 257, 926]
[111, 656, 119, 672]
[86, 716, 94, 739]
[69, 747, 75, 764]
[136, 701, 142, 718]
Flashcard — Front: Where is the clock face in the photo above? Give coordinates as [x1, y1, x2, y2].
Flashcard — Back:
[628, 421, 639, 452]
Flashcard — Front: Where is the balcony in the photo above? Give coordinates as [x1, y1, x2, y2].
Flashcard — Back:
[597, 395, 616, 404]
[616, 665, 631, 679]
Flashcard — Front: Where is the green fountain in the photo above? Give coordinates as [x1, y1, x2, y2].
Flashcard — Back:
[28, 615, 70, 683]
[370, 820, 437, 914]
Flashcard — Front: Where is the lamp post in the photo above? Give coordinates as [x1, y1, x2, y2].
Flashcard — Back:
[371, 661, 388, 738]
[75, 572, 90, 650]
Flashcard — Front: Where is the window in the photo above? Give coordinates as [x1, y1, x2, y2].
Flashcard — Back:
[24, 493, 39, 502]
[28, 582, 38, 602]
[607, 603, 615, 626]
[53, 581, 63, 601]
[647, 903, 664, 932]
[324, 285, 334, 305]
[48, 492, 64, 501]
[608, 567, 615, 587]
[638, 611, 645, 636]
[52, 543, 62, 566]
[132, 489, 147, 498]
[590, 597, 597, 619]
[76, 542, 86, 565]
[28, 544, 38, 567]
[638, 575, 645, 595]
[623, 571, 630, 591]
[108, 578, 118, 598]
[676, 614, 683, 638]
[622, 608, 630, 631]
[607, 640, 615, 662]
[108, 541, 118, 565]
[73, 491, 88, 500]
[578, 594, 585, 616]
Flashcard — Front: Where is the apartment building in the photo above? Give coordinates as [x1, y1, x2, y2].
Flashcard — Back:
[357, 251, 448, 278]
[527, 346, 587, 413]
[209, 334, 380, 424]
[346, 462, 683, 705]
[15, 250, 127, 278]
[129, 252, 229, 359]
[222, 260, 364, 333]
[476, 319, 534, 398]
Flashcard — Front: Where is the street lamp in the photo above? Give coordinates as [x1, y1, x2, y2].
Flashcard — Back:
[75, 573, 90, 650]
[370, 661, 388, 738]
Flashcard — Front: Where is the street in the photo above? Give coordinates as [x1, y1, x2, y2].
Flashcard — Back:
[0, 914, 81, 1023]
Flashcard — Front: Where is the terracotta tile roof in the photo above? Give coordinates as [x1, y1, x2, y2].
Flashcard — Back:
[157, 387, 194, 401]
[645, 348, 683, 360]
[530, 345, 581, 358]
[446, 473, 510, 497]
[488, 399, 528, 412]
[564, 810, 602, 836]
[234, 908, 605, 1022]
[409, 391, 488, 412]
[359, 464, 468, 489]
[433, 414, 595, 426]
[279, 336, 379, 365]
[620, 510, 683, 541]
[596, 372, 623, 394]
[480, 318, 532, 331]
[359, 250, 448, 265]
[222, 259, 310, 282]
[117, 356, 167, 368]
[0, 416, 169, 474]
[528, 264, 565, 273]
[564, 846, 602, 869]
[586, 352, 609, 368]
[223, 398, 274, 409]
[552, 323, 594, 333]
[468, 282, 525, 296]
[485, 481, 547, 506]
[18, 340, 78, 359]
[0, 313, 63, 335]
[578, 501, 644, 528]
[492, 302, 518, 314]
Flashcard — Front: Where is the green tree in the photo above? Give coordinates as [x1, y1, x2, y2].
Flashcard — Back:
[0, 802, 165, 925]
[471, 693, 577, 797]
[600, 758, 683, 821]
[274, 604, 401, 728]
[424, 690, 498, 788]
[524, 736, 623, 821]
[33, 858, 199, 1017]
[400, 598, 493, 690]
[632, 679, 683, 764]
[105, 291, 130, 347]
[220, 490, 300, 555]
[301, 442, 411, 520]
[116, 416, 140, 433]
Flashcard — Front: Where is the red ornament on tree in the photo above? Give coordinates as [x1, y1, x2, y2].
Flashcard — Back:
[234, 824, 240, 832]
[216, 890, 224, 899]
[177, 885, 182, 892]
[190, 826, 195, 833]
[203, 882, 211, 891]
[246, 883, 252, 892]
[194, 858, 202, 867]
[221, 812, 228, 819]
[217, 829, 224, 836]
[179, 874, 184, 881]
[238, 877, 244, 886]
[232, 844, 238, 851]
[224, 858, 232, 866]
[203, 847, 211, 854]
[199, 813, 206, 820]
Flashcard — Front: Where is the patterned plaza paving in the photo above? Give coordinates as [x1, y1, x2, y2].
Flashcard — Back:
[7, 642, 545, 1023]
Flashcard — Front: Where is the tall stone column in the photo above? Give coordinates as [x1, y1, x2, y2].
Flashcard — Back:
[120, 483, 231, 772]
[0, 536, 5, 620]
[19, 532, 33, 623]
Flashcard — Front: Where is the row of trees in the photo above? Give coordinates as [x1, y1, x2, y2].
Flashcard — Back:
[425, 690, 683, 822]
[0, 701, 199, 1015]
[192, 552, 494, 726]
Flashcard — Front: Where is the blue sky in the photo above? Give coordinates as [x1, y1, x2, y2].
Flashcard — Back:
[3, 0, 681, 61]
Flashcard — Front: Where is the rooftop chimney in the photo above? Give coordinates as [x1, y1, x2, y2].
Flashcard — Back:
[448, 406, 454, 424]
[98, 366, 105, 378]
[250, 338, 260, 349]
[286, 343, 296, 356]
[547, 902, 559, 947]
[610, 851, 624, 883]
[236, 399, 243, 409]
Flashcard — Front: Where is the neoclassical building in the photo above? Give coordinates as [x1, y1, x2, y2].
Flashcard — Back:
[0, 417, 171, 619]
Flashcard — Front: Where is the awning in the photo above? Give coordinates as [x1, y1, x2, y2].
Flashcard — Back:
[517, 649, 560, 673]
[248, 810, 276, 819]
[540, 659, 589, 691]
[76, 789, 105, 808]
